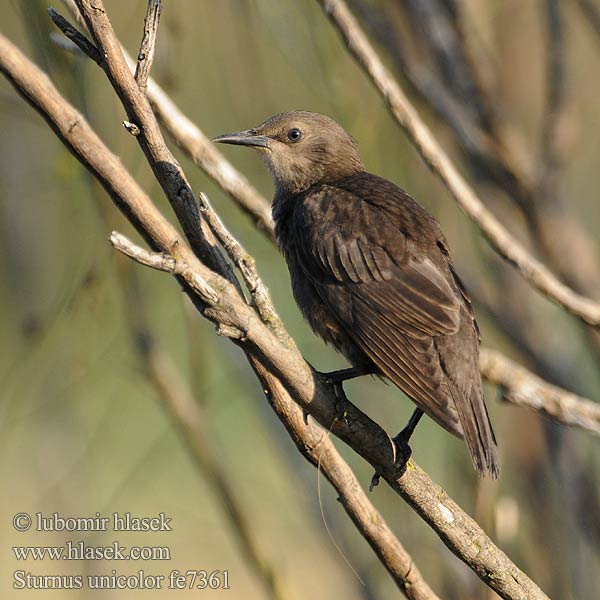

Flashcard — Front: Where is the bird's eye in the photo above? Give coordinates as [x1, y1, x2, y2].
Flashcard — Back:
[287, 128, 302, 142]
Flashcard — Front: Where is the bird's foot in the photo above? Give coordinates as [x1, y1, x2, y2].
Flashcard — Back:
[330, 379, 350, 428]
[368, 435, 412, 492]
[369, 471, 381, 492]
[319, 369, 353, 428]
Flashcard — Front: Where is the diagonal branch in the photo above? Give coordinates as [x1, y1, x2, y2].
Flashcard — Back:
[316, 0, 600, 328]
[195, 192, 287, 342]
[576, 0, 600, 41]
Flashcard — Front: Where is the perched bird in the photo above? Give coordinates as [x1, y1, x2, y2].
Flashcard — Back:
[214, 111, 499, 476]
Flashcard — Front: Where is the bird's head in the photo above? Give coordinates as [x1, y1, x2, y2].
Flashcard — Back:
[213, 111, 363, 194]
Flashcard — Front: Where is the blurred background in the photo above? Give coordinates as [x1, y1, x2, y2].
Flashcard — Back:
[1, 0, 599, 598]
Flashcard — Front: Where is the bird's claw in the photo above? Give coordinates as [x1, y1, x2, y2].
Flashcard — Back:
[302, 408, 310, 425]
[369, 471, 381, 492]
[320, 371, 350, 428]
[392, 430, 413, 475]
[331, 385, 350, 429]
[369, 434, 412, 493]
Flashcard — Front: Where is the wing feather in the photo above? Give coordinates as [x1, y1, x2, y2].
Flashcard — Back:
[292, 186, 467, 436]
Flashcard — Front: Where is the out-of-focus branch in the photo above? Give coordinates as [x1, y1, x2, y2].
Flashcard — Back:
[402, 0, 495, 136]
[317, 0, 600, 328]
[539, 0, 566, 192]
[134, 0, 161, 94]
[480, 349, 600, 435]
[0, 28, 445, 600]
[576, 0, 600, 40]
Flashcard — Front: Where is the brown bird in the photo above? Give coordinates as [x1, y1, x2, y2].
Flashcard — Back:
[214, 111, 499, 476]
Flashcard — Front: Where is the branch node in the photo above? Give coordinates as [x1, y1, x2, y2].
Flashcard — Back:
[108, 231, 218, 305]
[123, 120, 140, 136]
[215, 323, 246, 341]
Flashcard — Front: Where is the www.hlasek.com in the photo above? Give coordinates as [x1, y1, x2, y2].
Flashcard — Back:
[11, 512, 230, 591]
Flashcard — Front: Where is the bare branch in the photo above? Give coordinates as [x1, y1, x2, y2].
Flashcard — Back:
[481, 349, 600, 435]
[109, 231, 218, 305]
[316, 0, 600, 327]
[134, 0, 161, 94]
[48, 7, 101, 65]
[540, 0, 566, 186]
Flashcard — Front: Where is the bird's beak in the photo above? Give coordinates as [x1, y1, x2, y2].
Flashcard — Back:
[212, 129, 271, 149]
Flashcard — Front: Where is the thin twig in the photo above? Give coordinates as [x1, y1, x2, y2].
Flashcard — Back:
[196, 192, 287, 342]
[317, 0, 600, 327]
[109, 231, 218, 305]
[480, 348, 600, 435]
[134, 0, 161, 94]
[48, 7, 101, 65]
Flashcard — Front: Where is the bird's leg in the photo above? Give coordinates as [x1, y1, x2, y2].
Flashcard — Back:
[369, 408, 424, 492]
[392, 407, 423, 463]
[320, 366, 373, 425]
[321, 366, 373, 385]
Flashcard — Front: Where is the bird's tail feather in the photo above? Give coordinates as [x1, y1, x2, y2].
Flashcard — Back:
[453, 381, 500, 477]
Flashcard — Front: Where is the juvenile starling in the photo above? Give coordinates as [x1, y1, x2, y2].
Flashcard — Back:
[214, 111, 499, 476]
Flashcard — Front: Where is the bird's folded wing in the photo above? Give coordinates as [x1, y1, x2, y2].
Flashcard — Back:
[295, 193, 464, 435]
